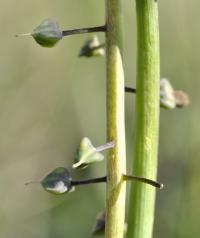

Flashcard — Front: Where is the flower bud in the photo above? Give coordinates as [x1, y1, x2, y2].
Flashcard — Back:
[32, 19, 63, 47]
[79, 35, 105, 57]
[41, 167, 73, 194]
[72, 137, 104, 169]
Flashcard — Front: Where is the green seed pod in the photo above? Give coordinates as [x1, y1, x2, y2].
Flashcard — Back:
[41, 167, 73, 195]
[32, 18, 63, 47]
[79, 35, 105, 57]
[73, 137, 104, 169]
[160, 78, 176, 109]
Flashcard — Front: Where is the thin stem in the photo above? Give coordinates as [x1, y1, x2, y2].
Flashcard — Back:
[96, 140, 115, 152]
[71, 176, 107, 186]
[123, 175, 163, 189]
[15, 33, 31, 37]
[127, 1, 160, 238]
[105, 1, 126, 238]
[125, 86, 136, 93]
[62, 25, 106, 36]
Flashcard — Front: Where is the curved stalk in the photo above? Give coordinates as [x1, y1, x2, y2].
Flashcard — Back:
[123, 175, 163, 189]
[127, 1, 160, 238]
[105, 1, 126, 238]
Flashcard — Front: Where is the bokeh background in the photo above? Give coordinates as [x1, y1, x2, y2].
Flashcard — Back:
[0, 0, 199, 237]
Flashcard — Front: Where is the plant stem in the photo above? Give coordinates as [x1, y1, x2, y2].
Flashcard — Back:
[127, 1, 160, 238]
[62, 25, 106, 36]
[105, 1, 126, 238]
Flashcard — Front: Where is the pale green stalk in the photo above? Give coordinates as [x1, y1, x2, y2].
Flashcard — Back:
[127, 1, 160, 238]
[105, 1, 126, 238]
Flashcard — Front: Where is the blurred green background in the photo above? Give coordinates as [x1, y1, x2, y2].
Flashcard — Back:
[0, 0, 199, 237]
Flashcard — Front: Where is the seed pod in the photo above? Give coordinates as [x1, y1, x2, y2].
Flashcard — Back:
[72, 137, 104, 169]
[32, 18, 63, 47]
[79, 35, 105, 57]
[41, 167, 73, 194]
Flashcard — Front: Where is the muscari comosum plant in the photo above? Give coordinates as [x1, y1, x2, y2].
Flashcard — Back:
[18, 1, 189, 237]
[26, 137, 163, 194]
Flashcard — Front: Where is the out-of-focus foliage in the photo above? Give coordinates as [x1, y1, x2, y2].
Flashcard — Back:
[0, 0, 199, 238]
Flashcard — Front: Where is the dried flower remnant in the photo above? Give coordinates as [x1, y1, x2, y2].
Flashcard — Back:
[73, 137, 115, 169]
[79, 35, 105, 57]
[160, 78, 190, 109]
[125, 78, 190, 109]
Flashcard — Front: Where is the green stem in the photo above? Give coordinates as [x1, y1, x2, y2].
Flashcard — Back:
[105, 1, 126, 238]
[127, 1, 160, 238]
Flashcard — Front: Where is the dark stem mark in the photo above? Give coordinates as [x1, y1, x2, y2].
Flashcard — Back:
[62, 25, 106, 36]
[125, 86, 136, 93]
[71, 176, 107, 186]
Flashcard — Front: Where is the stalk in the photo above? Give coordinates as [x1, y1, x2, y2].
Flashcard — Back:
[105, 1, 126, 238]
[62, 25, 106, 36]
[127, 1, 160, 238]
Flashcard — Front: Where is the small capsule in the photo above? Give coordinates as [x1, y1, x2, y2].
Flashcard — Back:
[41, 167, 73, 195]
[16, 19, 63, 47]
[32, 19, 63, 47]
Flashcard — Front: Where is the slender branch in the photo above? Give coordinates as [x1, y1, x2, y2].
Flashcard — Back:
[62, 25, 106, 36]
[123, 175, 163, 189]
[71, 176, 107, 186]
[127, 1, 160, 238]
[105, 1, 126, 238]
